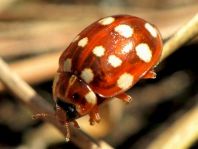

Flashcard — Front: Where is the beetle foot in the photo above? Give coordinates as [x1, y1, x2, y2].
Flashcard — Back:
[72, 120, 80, 128]
[89, 107, 101, 125]
[143, 70, 156, 79]
[114, 93, 133, 103]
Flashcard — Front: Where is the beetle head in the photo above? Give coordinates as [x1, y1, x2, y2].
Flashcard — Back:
[53, 73, 97, 122]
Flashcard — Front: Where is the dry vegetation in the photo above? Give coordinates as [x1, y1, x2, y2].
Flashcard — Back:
[0, 0, 197, 149]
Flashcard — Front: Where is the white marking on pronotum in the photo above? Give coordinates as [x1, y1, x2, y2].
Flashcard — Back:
[80, 68, 94, 83]
[108, 55, 122, 68]
[145, 23, 157, 38]
[72, 35, 80, 42]
[117, 73, 134, 90]
[135, 43, 152, 63]
[98, 17, 115, 25]
[85, 91, 97, 104]
[78, 37, 88, 47]
[63, 58, 72, 72]
[92, 46, 105, 57]
[65, 75, 77, 97]
[114, 24, 133, 38]
[122, 42, 133, 53]
[52, 73, 60, 101]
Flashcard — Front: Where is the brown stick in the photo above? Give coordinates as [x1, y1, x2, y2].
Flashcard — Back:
[160, 13, 198, 61]
[0, 58, 114, 149]
[147, 105, 198, 149]
[0, 51, 61, 92]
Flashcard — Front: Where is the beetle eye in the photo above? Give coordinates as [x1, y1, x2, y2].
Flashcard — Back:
[66, 105, 78, 120]
[56, 98, 79, 120]
[72, 93, 80, 100]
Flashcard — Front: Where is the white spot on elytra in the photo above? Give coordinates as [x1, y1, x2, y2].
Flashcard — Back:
[78, 37, 88, 47]
[114, 24, 133, 38]
[72, 35, 80, 42]
[80, 68, 94, 83]
[135, 43, 152, 63]
[122, 42, 133, 53]
[92, 46, 105, 57]
[85, 91, 97, 104]
[98, 17, 115, 25]
[117, 73, 134, 90]
[63, 58, 72, 72]
[108, 55, 122, 68]
[145, 23, 157, 38]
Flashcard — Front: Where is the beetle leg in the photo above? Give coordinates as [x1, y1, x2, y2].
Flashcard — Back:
[113, 93, 133, 103]
[32, 105, 72, 141]
[55, 104, 67, 124]
[89, 106, 101, 125]
[56, 105, 71, 141]
[143, 70, 156, 79]
[72, 120, 80, 128]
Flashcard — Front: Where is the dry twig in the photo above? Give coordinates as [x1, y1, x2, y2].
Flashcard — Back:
[0, 58, 113, 149]
[161, 13, 198, 61]
[0, 51, 61, 92]
[147, 104, 198, 149]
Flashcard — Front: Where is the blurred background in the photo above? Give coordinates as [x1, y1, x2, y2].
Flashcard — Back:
[0, 0, 197, 149]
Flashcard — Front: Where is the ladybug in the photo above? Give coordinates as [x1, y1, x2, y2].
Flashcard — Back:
[52, 15, 162, 140]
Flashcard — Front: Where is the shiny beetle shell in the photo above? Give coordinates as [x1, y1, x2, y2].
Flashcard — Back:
[58, 15, 163, 98]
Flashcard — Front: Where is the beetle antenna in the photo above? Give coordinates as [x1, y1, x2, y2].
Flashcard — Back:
[32, 113, 48, 120]
[72, 120, 80, 128]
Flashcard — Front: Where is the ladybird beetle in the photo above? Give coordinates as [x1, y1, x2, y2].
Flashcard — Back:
[36, 15, 163, 141]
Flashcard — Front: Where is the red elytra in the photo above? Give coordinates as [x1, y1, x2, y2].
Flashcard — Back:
[52, 15, 163, 140]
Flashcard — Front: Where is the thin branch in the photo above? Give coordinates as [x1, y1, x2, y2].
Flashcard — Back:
[0, 51, 61, 92]
[0, 58, 114, 149]
[161, 13, 198, 61]
[147, 104, 198, 149]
